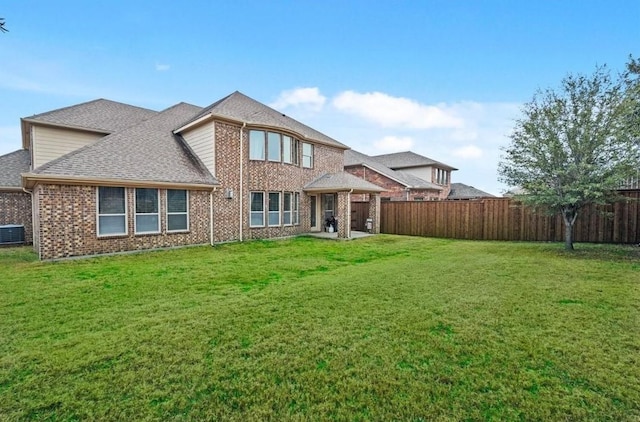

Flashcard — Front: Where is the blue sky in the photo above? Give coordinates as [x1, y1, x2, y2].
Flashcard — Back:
[1, 1, 638, 195]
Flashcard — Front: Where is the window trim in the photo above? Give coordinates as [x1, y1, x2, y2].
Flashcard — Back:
[302, 142, 314, 168]
[268, 192, 281, 227]
[97, 186, 128, 237]
[134, 188, 160, 235]
[250, 191, 265, 227]
[166, 189, 189, 233]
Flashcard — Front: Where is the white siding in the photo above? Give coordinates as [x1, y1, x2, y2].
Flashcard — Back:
[403, 166, 433, 183]
[181, 122, 215, 175]
[32, 126, 105, 169]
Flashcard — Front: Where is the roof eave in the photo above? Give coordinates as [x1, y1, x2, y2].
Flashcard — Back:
[22, 173, 219, 190]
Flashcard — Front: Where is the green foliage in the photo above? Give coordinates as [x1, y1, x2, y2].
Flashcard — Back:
[1, 237, 639, 420]
[499, 60, 640, 249]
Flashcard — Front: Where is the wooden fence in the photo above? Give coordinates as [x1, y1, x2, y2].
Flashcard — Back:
[376, 190, 640, 244]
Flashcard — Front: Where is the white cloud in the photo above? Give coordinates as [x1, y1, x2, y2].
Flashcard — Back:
[452, 145, 483, 159]
[373, 136, 414, 153]
[332, 91, 463, 129]
[155, 63, 171, 71]
[270, 87, 326, 111]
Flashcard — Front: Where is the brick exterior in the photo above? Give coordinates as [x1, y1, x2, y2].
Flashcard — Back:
[34, 184, 211, 260]
[212, 121, 346, 242]
[0, 191, 33, 244]
[345, 165, 449, 201]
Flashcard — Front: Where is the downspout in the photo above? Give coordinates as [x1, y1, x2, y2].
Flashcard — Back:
[209, 187, 216, 246]
[239, 122, 246, 242]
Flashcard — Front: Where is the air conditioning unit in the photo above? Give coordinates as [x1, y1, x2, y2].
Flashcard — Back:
[0, 224, 25, 245]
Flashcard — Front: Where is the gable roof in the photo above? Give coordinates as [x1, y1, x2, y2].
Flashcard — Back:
[372, 151, 457, 171]
[25, 102, 218, 188]
[447, 183, 494, 199]
[304, 171, 385, 193]
[344, 149, 442, 191]
[0, 149, 30, 189]
[177, 91, 348, 150]
[20, 99, 158, 149]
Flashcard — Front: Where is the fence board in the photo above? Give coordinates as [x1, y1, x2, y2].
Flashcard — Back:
[378, 191, 640, 244]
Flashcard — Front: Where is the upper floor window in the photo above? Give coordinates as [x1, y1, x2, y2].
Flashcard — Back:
[302, 142, 313, 168]
[135, 188, 160, 234]
[167, 189, 189, 232]
[98, 187, 127, 236]
[249, 129, 301, 165]
[249, 130, 265, 160]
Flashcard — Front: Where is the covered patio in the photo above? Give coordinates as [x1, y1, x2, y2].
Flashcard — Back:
[303, 172, 384, 240]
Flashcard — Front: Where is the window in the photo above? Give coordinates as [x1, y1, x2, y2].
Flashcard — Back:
[292, 140, 300, 165]
[135, 188, 159, 234]
[249, 130, 265, 160]
[250, 192, 264, 227]
[302, 142, 313, 168]
[283, 192, 292, 225]
[282, 135, 292, 164]
[293, 192, 300, 225]
[267, 132, 281, 161]
[98, 187, 127, 236]
[268, 192, 280, 226]
[167, 189, 188, 232]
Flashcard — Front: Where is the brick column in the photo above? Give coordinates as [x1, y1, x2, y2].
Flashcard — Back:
[337, 191, 351, 239]
[368, 193, 381, 234]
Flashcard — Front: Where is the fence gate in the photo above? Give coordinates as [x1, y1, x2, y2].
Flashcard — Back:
[351, 202, 369, 232]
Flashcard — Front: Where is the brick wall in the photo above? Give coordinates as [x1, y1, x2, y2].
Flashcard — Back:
[213, 121, 345, 242]
[35, 184, 211, 260]
[0, 191, 33, 244]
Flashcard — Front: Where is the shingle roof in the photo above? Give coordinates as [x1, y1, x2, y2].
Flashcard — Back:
[372, 151, 457, 171]
[181, 91, 348, 149]
[0, 149, 30, 188]
[448, 183, 494, 199]
[344, 149, 442, 190]
[304, 172, 385, 193]
[23, 98, 158, 133]
[31, 103, 218, 186]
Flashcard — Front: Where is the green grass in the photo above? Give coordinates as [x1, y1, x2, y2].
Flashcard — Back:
[1, 236, 639, 421]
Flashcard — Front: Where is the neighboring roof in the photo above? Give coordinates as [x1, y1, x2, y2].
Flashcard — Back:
[28, 103, 218, 187]
[372, 151, 458, 171]
[304, 172, 385, 193]
[448, 183, 495, 199]
[344, 149, 442, 190]
[0, 149, 30, 189]
[178, 91, 348, 150]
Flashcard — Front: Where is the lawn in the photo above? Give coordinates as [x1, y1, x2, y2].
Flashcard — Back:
[1, 236, 639, 421]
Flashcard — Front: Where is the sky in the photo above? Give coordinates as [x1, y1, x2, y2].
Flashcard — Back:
[1, 1, 638, 195]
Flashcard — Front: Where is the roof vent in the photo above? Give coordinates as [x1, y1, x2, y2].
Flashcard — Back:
[0, 225, 25, 245]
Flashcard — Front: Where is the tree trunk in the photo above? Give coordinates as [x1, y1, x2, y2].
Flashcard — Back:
[561, 208, 578, 251]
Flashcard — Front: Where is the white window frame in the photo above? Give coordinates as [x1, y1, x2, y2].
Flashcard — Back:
[302, 142, 313, 168]
[293, 192, 300, 225]
[283, 135, 292, 164]
[167, 189, 189, 232]
[283, 192, 292, 225]
[250, 191, 265, 227]
[134, 188, 160, 234]
[249, 130, 265, 160]
[267, 132, 281, 162]
[268, 192, 281, 226]
[97, 186, 128, 237]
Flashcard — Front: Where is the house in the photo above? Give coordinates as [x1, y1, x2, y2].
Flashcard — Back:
[0, 92, 384, 260]
[447, 183, 495, 200]
[344, 150, 457, 201]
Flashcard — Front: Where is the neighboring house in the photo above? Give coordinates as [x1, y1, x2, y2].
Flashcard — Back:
[344, 150, 457, 201]
[0, 92, 384, 260]
[447, 183, 495, 200]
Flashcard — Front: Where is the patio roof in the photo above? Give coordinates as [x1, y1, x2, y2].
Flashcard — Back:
[303, 172, 385, 194]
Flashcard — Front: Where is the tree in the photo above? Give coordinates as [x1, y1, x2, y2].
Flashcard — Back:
[499, 62, 640, 250]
